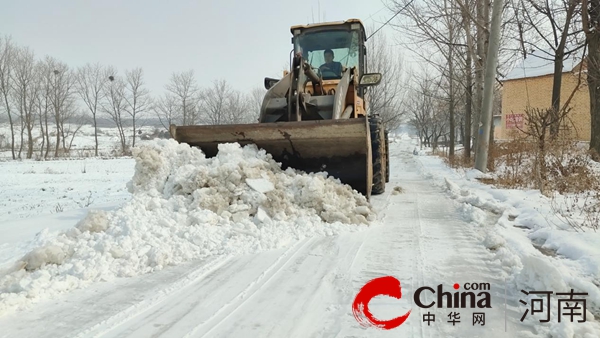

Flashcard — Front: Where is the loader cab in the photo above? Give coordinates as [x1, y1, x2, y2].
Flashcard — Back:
[259, 19, 381, 124]
[291, 20, 366, 84]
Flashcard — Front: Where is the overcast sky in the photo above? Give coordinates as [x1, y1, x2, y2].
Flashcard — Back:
[1, 0, 401, 95]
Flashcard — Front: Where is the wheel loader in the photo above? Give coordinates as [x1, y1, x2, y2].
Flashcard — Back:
[169, 18, 389, 199]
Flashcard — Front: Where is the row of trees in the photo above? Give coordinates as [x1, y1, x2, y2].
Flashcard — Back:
[0, 28, 406, 160]
[0, 28, 406, 159]
[389, 0, 599, 162]
[0, 36, 266, 159]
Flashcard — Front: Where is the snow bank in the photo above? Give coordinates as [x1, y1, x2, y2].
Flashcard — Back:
[415, 148, 600, 337]
[0, 140, 374, 315]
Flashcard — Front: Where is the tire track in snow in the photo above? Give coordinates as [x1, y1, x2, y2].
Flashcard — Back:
[399, 149, 428, 338]
[341, 143, 526, 337]
[85, 237, 311, 338]
[397, 141, 532, 337]
[72, 254, 235, 338]
[182, 237, 316, 337]
[332, 147, 432, 337]
[412, 190, 428, 338]
[196, 235, 357, 338]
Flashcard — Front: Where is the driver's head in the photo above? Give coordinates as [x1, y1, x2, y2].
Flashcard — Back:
[324, 49, 334, 63]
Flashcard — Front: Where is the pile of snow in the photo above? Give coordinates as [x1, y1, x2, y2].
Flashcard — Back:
[0, 140, 374, 315]
[415, 149, 600, 337]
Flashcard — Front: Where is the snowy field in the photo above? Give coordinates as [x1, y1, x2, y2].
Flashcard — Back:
[0, 129, 599, 337]
[0, 122, 167, 160]
[0, 157, 134, 223]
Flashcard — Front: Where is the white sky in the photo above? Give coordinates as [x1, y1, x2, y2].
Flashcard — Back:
[1, 0, 400, 95]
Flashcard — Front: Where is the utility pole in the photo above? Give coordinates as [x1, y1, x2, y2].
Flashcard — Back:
[474, 0, 503, 172]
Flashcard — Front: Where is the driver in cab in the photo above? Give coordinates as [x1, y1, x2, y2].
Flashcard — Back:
[319, 49, 343, 77]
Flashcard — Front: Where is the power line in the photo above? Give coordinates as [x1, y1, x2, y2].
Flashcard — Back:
[365, 6, 388, 24]
[366, 0, 414, 41]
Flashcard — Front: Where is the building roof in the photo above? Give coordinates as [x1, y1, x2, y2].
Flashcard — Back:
[503, 49, 583, 81]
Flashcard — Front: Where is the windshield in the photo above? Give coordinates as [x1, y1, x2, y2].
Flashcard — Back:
[294, 29, 360, 79]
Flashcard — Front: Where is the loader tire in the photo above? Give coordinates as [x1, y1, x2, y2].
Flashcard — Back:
[385, 130, 390, 183]
[370, 116, 386, 195]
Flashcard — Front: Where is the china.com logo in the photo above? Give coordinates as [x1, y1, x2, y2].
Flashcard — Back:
[352, 276, 491, 330]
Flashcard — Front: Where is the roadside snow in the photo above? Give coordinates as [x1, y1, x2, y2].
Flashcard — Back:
[415, 149, 600, 337]
[0, 140, 373, 316]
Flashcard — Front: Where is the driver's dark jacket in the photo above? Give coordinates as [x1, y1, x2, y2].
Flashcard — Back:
[320, 61, 342, 77]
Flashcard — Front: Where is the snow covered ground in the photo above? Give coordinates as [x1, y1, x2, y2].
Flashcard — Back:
[0, 122, 166, 160]
[0, 157, 134, 223]
[0, 132, 598, 337]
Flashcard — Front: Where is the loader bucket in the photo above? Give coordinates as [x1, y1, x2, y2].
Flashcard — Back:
[170, 118, 372, 198]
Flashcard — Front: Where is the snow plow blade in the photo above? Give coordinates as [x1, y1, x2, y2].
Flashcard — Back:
[170, 118, 372, 197]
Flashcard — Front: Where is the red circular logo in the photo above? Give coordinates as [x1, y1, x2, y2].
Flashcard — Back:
[352, 276, 412, 330]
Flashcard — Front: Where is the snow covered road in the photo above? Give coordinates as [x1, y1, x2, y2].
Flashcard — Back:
[0, 138, 595, 337]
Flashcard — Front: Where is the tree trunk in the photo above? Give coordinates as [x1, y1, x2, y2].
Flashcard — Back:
[8, 113, 15, 159]
[60, 121, 67, 151]
[26, 93, 34, 159]
[183, 98, 187, 125]
[550, 1, 576, 139]
[464, 20, 473, 158]
[39, 110, 45, 159]
[460, 119, 465, 147]
[473, 0, 489, 155]
[132, 116, 136, 148]
[54, 112, 60, 157]
[550, 50, 565, 139]
[588, 27, 600, 159]
[121, 128, 127, 154]
[26, 117, 33, 159]
[3, 95, 16, 159]
[488, 121, 495, 169]
[449, 44, 455, 157]
[44, 108, 50, 158]
[18, 110, 24, 159]
[93, 114, 98, 156]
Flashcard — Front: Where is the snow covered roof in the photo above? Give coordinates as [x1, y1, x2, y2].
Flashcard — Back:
[503, 49, 583, 81]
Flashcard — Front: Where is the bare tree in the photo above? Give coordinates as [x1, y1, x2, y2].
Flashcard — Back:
[582, 0, 600, 158]
[11, 46, 38, 159]
[249, 86, 266, 121]
[166, 69, 200, 125]
[56, 100, 85, 153]
[75, 62, 107, 156]
[516, 0, 583, 138]
[43, 56, 76, 157]
[389, 0, 464, 156]
[365, 27, 406, 132]
[389, 0, 524, 159]
[407, 69, 448, 150]
[36, 60, 60, 158]
[102, 73, 128, 154]
[225, 90, 254, 124]
[0, 36, 17, 159]
[199, 79, 249, 125]
[124, 67, 151, 147]
[34, 59, 52, 158]
[154, 92, 180, 134]
[514, 105, 575, 193]
[62, 111, 86, 151]
[199, 79, 227, 125]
